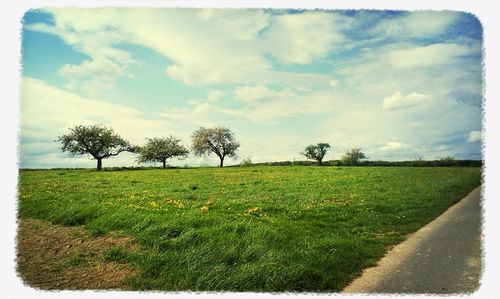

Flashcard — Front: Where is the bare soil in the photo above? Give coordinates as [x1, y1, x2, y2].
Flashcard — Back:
[17, 218, 139, 290]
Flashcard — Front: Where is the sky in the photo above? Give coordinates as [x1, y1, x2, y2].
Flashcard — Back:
[19, 8, 483, 168]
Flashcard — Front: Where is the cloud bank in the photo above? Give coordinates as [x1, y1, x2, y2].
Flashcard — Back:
[20, 9, 483, 167]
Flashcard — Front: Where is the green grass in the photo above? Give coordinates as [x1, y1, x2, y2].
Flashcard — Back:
[102, 246, 136, 264]
[18, 166, 481, 291]
[66, 253, 92, 268]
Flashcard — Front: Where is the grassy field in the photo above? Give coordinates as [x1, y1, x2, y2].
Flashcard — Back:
[17, 166, 481, 291]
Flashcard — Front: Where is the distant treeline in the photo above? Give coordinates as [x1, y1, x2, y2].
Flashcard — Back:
[21, 159, 482, 171]
[246, 159, 483, 167]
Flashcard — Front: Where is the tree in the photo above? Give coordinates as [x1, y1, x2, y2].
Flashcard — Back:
[136, 136, 189, 169]
[438, 155, 457, 166]
[57, 124, 133, 170]
[301, 143, 331, 166]
[342, 147, 367, 165]
[191, 126, 240, 167]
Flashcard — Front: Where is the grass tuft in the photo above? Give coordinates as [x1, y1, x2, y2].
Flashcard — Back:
[102, 246, 134, 264]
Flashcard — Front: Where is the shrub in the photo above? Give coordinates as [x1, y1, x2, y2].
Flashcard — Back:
[439, 156, 458, 166]
[240, 158, 253, 167]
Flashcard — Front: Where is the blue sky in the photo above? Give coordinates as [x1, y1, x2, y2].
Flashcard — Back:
[19, 8, 483, 168]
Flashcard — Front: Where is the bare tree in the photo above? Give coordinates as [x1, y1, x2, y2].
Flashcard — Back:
[57, 124, 133, 170]
[191, 126, 240, 167]
[136, 136, 189, 169]
[342, 147, 367, 166]
[301, 143, 331, 166]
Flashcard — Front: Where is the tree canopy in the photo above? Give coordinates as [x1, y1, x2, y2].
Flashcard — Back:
[342, 147, 367, 165]
[191, 126, 240, 167]
[137, 136, 189, 168]
[301, 143, 331, 165]
[57, 124, 133, 170]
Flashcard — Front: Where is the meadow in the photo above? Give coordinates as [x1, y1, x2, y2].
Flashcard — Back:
[17, 166, 481, 291]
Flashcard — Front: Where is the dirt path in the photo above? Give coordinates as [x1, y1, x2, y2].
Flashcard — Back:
[343, 187, 482, 294]
[17, 218, 139, 290]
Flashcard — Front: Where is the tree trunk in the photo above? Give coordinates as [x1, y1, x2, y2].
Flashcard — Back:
[318, 159, 322, 166]
[96, 158, 102, 171]
[162, 159, 166, 169]
[219, 156, 224, 167]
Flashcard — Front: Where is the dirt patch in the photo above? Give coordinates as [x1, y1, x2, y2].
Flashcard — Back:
[17, 218, 140, 290]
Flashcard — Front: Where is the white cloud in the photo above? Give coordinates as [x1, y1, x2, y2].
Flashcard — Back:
[20, 10, 483, 167]
[371, 11, 459, 39]
[21, 78, 242, 167]
[58, 56, 128, 97]
[223, 91, 338, 123]
[26, 18, 135, 95]
[157, 103, 219, 127]
[379, 141, 409, 151]
[158, 86, 338, 124]
[236, 132, 306, 163]
[233, 85, 295, 104]
[318, 84, 481, 161]
[329, 79, 339, 88]
[206, 90, 225, 103]
[467, 130, 482, 143]
[334, 40, 481, 103]
[383, 91, 429, 111]
[436, 145, 450, 151]
[387, 43, 473, 68]
[262, 11, 347, 64]
[58, 57, 125, 80]
[27, 8, 342, 88]
[20, 77, 172, 146]
[404, 12, 459, 37]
